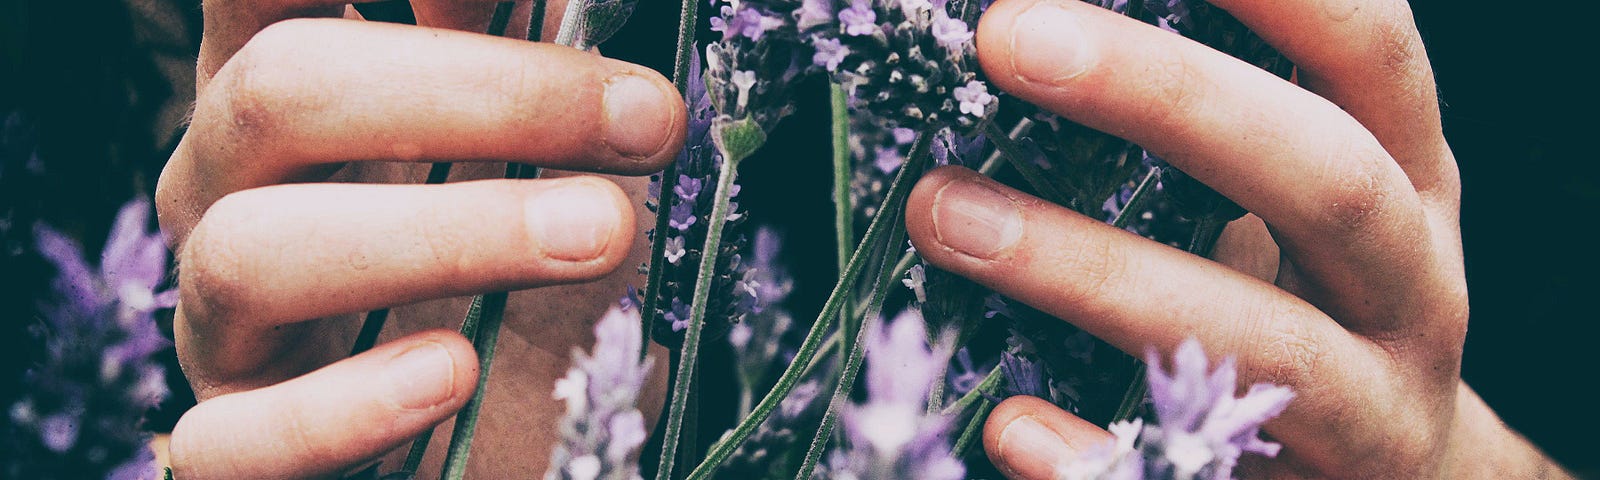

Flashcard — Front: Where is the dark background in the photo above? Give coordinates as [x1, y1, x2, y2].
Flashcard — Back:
[4, 0, 1595, 474]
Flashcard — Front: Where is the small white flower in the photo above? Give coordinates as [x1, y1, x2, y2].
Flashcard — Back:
[567, 455, 601, 480]
[952, 81, 994, 116]
[732, 70, 758, 111]
[665, 236, 687, 264]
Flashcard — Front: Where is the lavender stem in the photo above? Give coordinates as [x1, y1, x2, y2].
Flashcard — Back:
[682, 134, 931, 480]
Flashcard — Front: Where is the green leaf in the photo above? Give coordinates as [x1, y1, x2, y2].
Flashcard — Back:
[711, 116, 767, 165]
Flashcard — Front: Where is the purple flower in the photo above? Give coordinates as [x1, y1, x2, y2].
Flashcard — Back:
[6, 197, 173, 478]
[1000, 350, 1050, 398]
[839, 1, 878, 36]
[953, 81, 995, 116]
[931, 12, 973, 53]
[796, 0, 835, 30]
[674, 174, 703, 201]
[818, 310, 965, 480]
[1061, 339, 1295, 480]
[713, 5, 785, 41]
[545, 304, 654, 480]
[669, 200, 697, 231]
[812, 37, 851, 71]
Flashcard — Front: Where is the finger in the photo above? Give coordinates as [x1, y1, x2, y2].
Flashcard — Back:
[168, 330, 477, 479]
[984, 396, 1114, 480]
[176, 177, 632, 380]
[160, 18, 684, 240]
[976, 0, 1440, 332]
[906, 167, 1400, 470]
[1204, 0, 1456, 200]
[198, 0, 345, 88]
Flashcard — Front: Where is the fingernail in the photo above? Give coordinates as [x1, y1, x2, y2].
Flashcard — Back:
[1009, 2, 1094, 84]
[526, 182, 620, 262]
[384, 342, 456, 410]
[602, 73, 675, 159]
[932, 176, 1024, 258]
[997, 416, 1077, 479]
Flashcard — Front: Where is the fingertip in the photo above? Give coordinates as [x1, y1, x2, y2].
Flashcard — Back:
[984, 396, 1113, 480]
[523, 176, 636, 277]
[375, 330, 479, 413]
[598, 66, 687, 175]
[906, 165, 978, 252]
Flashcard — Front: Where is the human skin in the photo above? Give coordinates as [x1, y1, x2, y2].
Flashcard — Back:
[157, 0, 1574, 478]
[157, 1, 682, 477]
[897, 0, 1575, 478]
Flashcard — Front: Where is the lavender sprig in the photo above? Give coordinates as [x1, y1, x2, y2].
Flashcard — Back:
[810, 310, 965, 480]
[1061, 339, 1294, 480]
[683, 133, 929, 480]
[544, 304, 654, 480]
[802, 0, 997, 131]
[6, 198, 174, 480]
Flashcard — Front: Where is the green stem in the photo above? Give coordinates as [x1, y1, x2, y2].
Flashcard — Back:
[486, 1, 515, 36]
[553, 0, 584, 48]
[683, 134, 933, 480]
[795, 192, 916, 480]
[641, 0, 701, 356]
[982, 121, 1072, 206]
[952, 399, 995, 458]
[1111, 167, 1161, 229]
[438, 291, 509, 480]
[830, 84, 857, 349]
[941, 362, 1003, 417]
[526, 0, 547, 41]
[655, 151, 743, 480]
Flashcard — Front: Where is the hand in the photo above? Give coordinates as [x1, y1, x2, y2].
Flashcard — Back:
[155, 2, 684, 477]
[903, 0, 1569, 478]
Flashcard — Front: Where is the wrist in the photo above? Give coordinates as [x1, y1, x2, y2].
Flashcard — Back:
[1442, 383, 1573, 479]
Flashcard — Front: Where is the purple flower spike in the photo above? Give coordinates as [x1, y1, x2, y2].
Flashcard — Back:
[1061, 338, 1295, 480]
[545, 304, 654, 480]
[818, 310, 965, 480]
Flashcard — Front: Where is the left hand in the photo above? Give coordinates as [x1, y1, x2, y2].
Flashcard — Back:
[903, 0, 1563, 478]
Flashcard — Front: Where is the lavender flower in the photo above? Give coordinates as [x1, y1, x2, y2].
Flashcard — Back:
[838, 1, 878, 35]
[811, 37, 850, 71]
[993, 297, 1128, 421]
[1060, 339, 1295, 480]
[802, 0, 996, 131]
[729, 228, 798, 410]
[815, 310, 964, 480]
[704, 0, 807, 139]
[645, 51, 757, 348]
[5, 197, 174, 479]
[544, 304, 654, 480]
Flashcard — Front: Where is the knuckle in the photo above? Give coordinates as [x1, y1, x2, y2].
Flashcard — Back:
[1241, 313, 1330, 391]
[1051, 228, 1126, 317]
[1315, 144, 1398, 234]
[208, 20, 321, 147]
[178, 192, 262, 322]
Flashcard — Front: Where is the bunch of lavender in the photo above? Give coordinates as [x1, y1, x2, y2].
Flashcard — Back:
[4, 198, 174, 480]
[1015, 111, 1145, 216]
[645, 52, 757, 349]
[992, 295, 1131, 422]
[544, 303, 655, 480]
[719, 379, 831, 480]
[801, 0, 997, 132]
[1058, 339, 1294, 480]
[813, 310, 964, 480]
[703, 0, 807, 150]
[727, 228, 797, 414]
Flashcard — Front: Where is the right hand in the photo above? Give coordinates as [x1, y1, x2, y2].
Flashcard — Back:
[156, 1, 684, 477]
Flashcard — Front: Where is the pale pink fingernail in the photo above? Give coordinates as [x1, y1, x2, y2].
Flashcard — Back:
[384, 342, 456, 410]
[931, 177, 1025, 258]
[996, 415, 1078, 479]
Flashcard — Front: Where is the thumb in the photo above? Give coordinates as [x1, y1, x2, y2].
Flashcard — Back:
[984, 395, 1114, 480]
